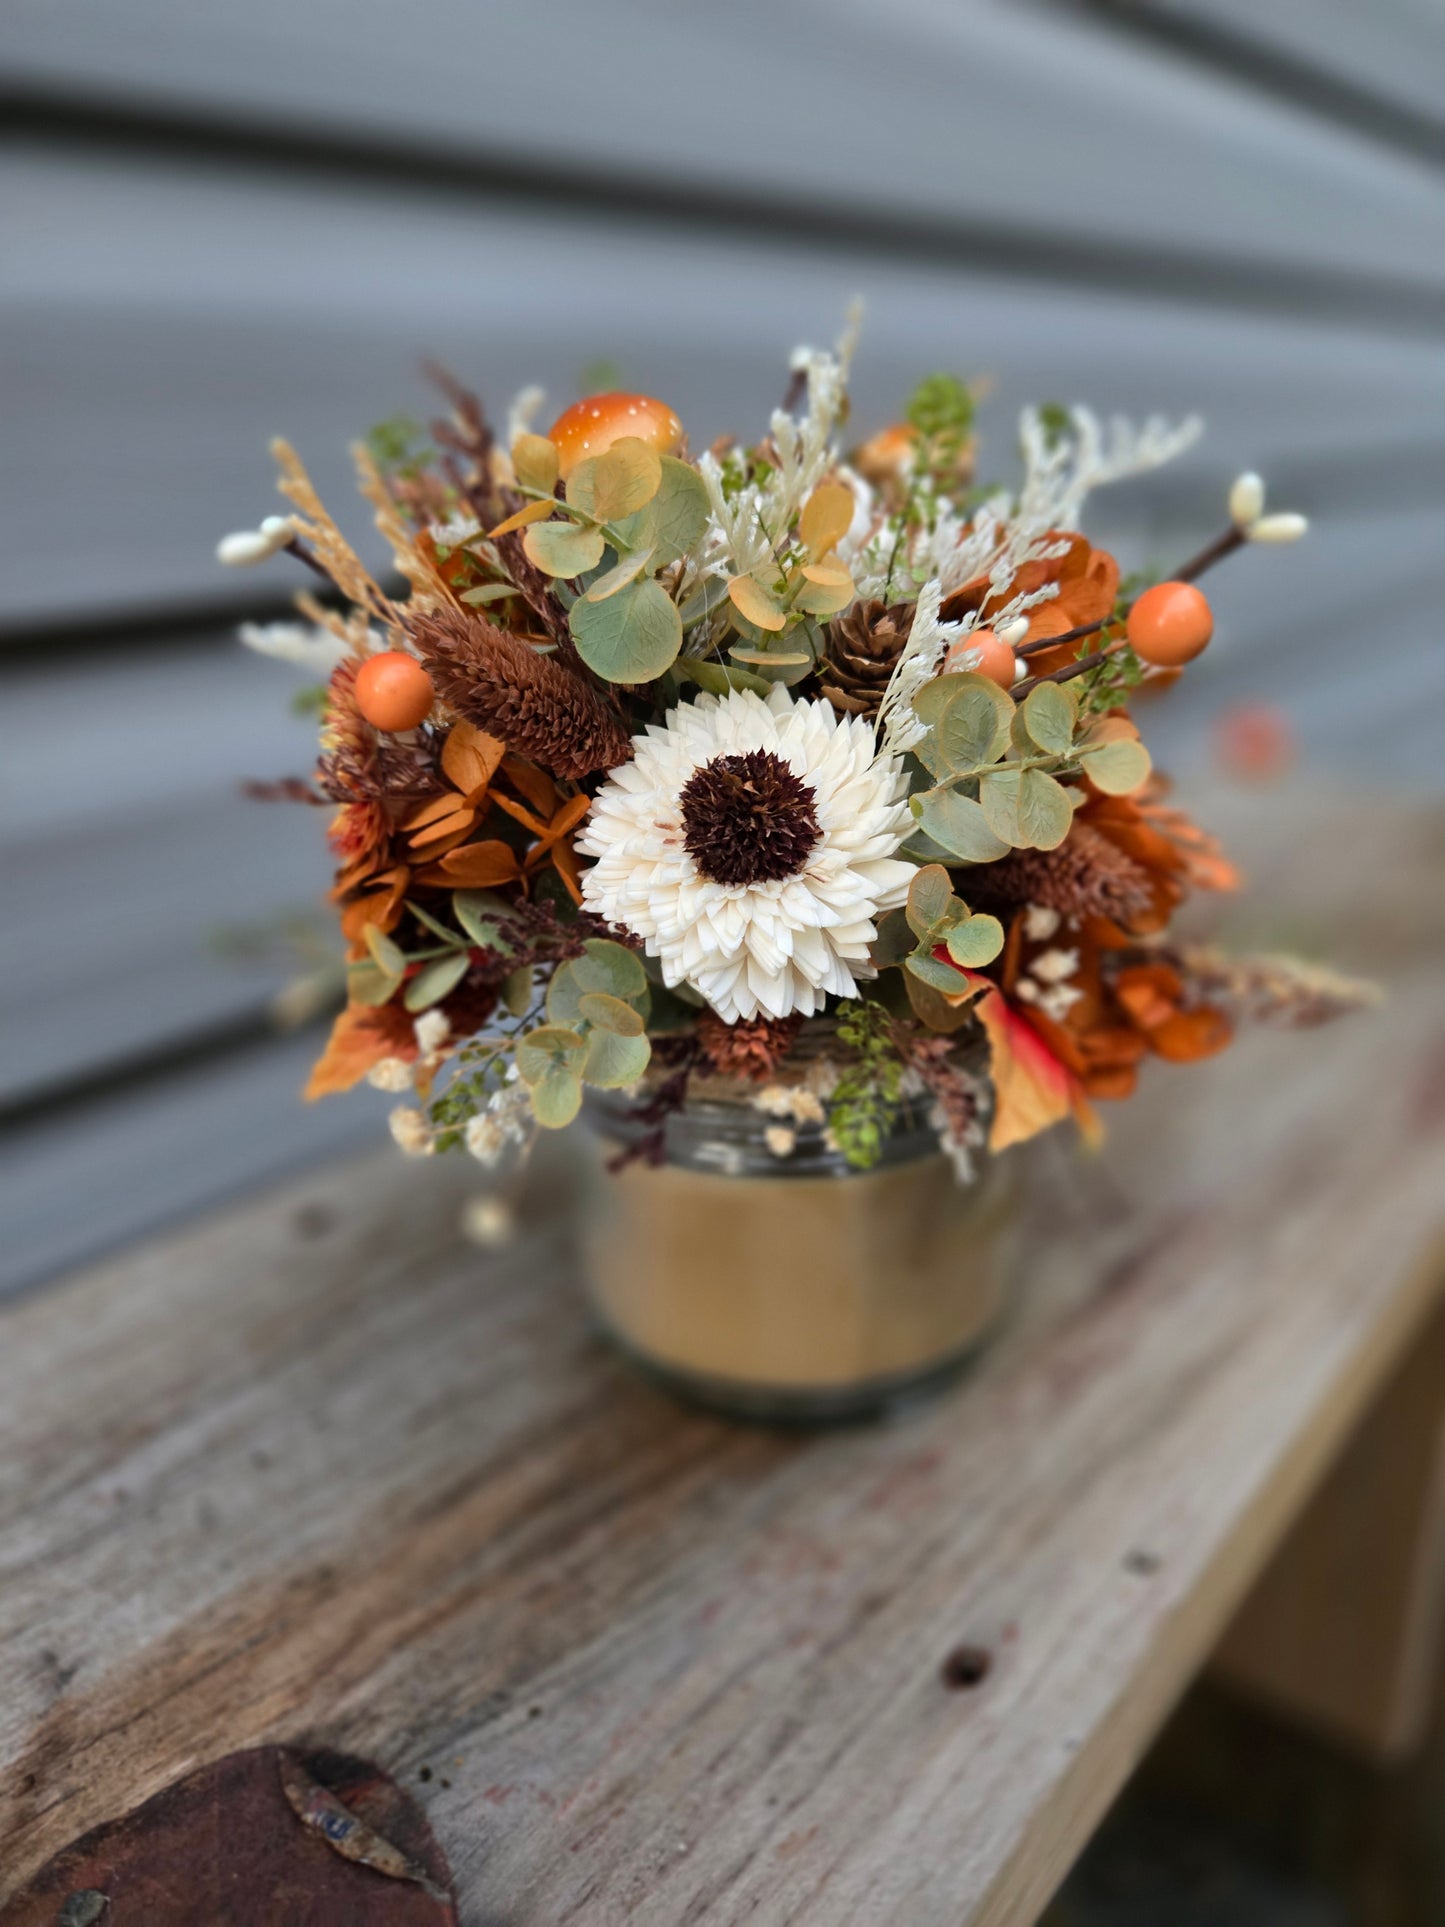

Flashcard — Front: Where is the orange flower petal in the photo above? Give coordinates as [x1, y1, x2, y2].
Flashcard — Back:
[959, 972, 1079, 1152]
[304, 1003, 416, 1100]
[550, 840, 584, 904]
[404, 793, 467, 832]
[410, 805, 477, 851]
[432, 840, 524, 887]
[501, 756, 559, 816]
[442, 721, 506, 798]
[489, 792, 549, 838]
[1149, 1006, 1234, 1063]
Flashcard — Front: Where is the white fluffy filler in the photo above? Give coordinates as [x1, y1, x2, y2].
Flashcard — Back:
[577, 686, 915, 1024]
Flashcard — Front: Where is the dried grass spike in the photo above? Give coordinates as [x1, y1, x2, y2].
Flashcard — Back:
[352, 439, 453, 611]
[270, 437, 396, 626]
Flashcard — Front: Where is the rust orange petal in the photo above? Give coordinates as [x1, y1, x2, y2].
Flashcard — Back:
[443, 721, 506, 797]
[431, 840, 525, 888]
[304, 1003, 417, 1101]
[1148, 1006, 1234, 1063]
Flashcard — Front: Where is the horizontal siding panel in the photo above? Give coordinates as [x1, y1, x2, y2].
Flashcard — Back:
[0, 1032, 379, 1297]
[7, 1, 1445, 297]
[1128, 0, 1445, 136]
[7, 151, 1445, 631]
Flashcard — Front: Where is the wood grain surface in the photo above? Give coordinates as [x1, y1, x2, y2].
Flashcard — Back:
[1, 796, 1442, 1923]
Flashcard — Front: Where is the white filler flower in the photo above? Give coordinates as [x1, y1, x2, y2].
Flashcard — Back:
[578, 686, 914, 1023]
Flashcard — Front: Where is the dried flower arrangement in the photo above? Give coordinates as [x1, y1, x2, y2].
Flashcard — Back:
[226, 326, 1375, 1178]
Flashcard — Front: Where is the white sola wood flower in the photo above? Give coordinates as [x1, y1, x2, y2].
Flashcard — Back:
[578, 686, 914, 1023]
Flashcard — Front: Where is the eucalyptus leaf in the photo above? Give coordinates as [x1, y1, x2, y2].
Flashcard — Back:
[933, 674, 1015, 771]
[582, 1026, 652, 1089]
[403, 949, 471, 1012]
[606, 500, 658, 555]
[348, 961, 400, 1008]
[461, 583, 520, 607]
[531, 1064, 584, 1129]
[570, 576, 682, 682]
[870, 906, 915, 968]
[727, 574, 787, 633]
[906, 864, 954, 940]
[452, 889, 511, 949]
[511, 433, 559, 494]
[649, 457, 711, 566]
[727, 646, 816, 687]
[943, 913, 1005, 968]
[578, 938, 649, 1000]
[1022, 680, 1078, 755]
[899, 828, 961, 863]
[677, 657, 771, 697]
[523, 518, 606, 578]
[568, 438, 662, 523]
[728, 647, 812, 668]
[677, 579, 729, 628]
[407, 900, 461, 943]
[909, 789, 1011, 863]
[913, 669, 1011, 730]
[904, 968, 980, 1033]
[792, 575, 855, 617]
[515, 1025, 587, 1086]
[502, 964, 533, 1018]
[586, 546, 655, 602]
[1082, 734, 1152, 795]
[906, 953, 972, 994]
[547, 941, 648, 1027]
[364, 925, 406, 979]
[980, 765, 1074, 850]
[577, 991, 645, 1036]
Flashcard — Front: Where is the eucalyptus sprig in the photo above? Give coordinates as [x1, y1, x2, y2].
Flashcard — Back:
[490, 434, 711, 684]
[719, 480, 859, 686]
[905, 670, 1152, 860]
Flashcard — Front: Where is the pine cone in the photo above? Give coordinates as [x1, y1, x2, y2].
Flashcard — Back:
[820, 599, 915, 719]
[410, 606, 632, 781]
[696, 1010, 803, 1082]
[966, 822, 1155, 931]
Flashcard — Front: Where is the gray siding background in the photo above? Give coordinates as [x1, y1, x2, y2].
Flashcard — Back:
[3, 1, 1443, 1291]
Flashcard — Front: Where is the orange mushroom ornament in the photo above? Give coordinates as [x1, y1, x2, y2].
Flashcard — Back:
[546, 391, 684, 478]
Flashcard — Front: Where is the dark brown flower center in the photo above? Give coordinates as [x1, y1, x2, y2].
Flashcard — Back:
[679, 749, 821, 886]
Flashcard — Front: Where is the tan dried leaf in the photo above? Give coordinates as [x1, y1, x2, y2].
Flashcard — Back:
[728, 574, 787, 633]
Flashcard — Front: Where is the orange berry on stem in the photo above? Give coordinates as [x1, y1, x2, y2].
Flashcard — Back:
[354, 651, 435, 733]
[1126, 581, 1214, 667]
[944, 628, 1017, 688]
[547, 391, 683, 478]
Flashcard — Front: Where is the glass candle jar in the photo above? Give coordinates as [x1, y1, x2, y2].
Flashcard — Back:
[577, 1085, 1017, 1423]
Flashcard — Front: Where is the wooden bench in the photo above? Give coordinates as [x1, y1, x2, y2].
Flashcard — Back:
[3, 788, 1443, 1922]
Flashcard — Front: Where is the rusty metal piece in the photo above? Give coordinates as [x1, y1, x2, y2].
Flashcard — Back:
[55, 1899, 107, 1927]
[0, 1747, 457, 1926]
[277, 1753, 449, 1904]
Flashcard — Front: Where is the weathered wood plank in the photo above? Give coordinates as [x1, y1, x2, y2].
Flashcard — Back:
[1, 792, 1442, 1921]
[1213, 1297, 1445, 1762]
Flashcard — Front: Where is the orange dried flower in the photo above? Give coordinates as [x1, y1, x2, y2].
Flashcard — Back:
[943, 532, 1119, 678]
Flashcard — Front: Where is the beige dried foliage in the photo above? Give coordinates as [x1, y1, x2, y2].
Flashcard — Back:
[351, 439, 452, 612]
[1178, 946, 1382, 1028]
[270, 437, 396, 627]
[295, 591, 377, 655]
